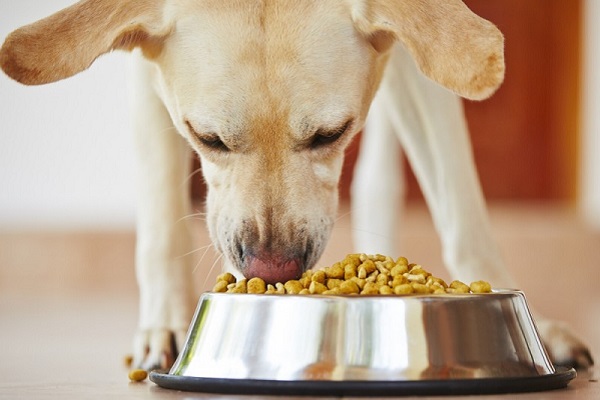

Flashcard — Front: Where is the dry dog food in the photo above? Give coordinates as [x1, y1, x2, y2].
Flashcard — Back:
[128, 369, 148, 382]
[213, 253, 492, 295]
[124, 354, 134, 368]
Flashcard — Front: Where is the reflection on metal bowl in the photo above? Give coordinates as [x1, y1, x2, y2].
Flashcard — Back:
[151, 290, 576, 395]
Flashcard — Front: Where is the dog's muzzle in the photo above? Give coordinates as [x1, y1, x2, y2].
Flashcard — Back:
[218, 213, 330, 284]
[233, 227, 320, 284]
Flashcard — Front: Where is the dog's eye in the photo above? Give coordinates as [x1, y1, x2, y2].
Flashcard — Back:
[197, 134, 229, 152]
[185, 121, 229, 152]
[310, 120, 352, 149]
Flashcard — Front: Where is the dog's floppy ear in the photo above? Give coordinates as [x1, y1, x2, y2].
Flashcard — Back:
[353, 0, 505, 100]
[0, 0, 168, 85]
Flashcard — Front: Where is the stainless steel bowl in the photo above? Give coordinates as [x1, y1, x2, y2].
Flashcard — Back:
[151, 290, 576, 395]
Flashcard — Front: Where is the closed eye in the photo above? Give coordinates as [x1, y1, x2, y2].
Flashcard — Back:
[197, 134, 229, 151]
[310, 119, 353, 149]
[185, 120, 229, 152]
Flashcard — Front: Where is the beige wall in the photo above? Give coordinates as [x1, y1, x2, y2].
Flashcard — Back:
[0, 1, 136, 229]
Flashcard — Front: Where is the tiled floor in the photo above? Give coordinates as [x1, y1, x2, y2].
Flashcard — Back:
[1, 202, 598, 399]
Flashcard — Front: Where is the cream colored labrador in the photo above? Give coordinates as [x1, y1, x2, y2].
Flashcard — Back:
[1, 0, 593, 370]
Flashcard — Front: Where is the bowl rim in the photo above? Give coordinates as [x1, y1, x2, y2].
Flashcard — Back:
[150, 366, 576, 396]
[201, 288, 523, 299]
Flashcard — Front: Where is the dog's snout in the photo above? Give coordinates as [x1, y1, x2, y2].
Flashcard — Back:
[232, 217, 317, 284]
[210, 181, 334, 285]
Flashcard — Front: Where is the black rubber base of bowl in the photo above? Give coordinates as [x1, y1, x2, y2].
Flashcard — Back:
[150, 367, 576, 397]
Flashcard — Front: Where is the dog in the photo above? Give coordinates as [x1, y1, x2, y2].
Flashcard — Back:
[1, 0, 593, 370]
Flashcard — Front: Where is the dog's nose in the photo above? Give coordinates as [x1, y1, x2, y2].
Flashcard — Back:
[242, 254, 304, 285]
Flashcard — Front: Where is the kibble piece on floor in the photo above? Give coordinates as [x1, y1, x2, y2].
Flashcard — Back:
[128, 369, 148, 382]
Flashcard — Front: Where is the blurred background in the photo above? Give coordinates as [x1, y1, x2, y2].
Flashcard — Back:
[1, 0, 600, 229]
[0, 0, 599, 389]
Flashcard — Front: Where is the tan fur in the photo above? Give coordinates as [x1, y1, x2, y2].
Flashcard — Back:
[0, 0, 168, 85]
[352, 0, 505, 100]
[2, 0, 590, 371]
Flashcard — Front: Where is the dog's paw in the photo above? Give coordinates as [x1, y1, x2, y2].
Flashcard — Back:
[537, 319, 594, 369]
[132, 328, 188, 371]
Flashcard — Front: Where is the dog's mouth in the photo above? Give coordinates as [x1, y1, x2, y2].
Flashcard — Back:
[242, 254, 304, 285]
[208, 200, 335, 285]
[228, 237, 322, 285]
[240, 241, 320, 284]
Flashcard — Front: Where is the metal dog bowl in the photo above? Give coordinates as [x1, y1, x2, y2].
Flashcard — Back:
[150, 290, 575, 396]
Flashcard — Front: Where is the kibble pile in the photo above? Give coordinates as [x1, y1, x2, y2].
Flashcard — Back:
[213, 253, 492, 295]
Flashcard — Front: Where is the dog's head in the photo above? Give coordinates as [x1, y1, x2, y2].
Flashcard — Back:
[0, 0, 504, 283]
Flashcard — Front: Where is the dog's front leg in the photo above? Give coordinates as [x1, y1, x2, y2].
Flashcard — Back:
[378, 46, 514, 287]
[378, 45, 592, 368]
[130, 54, 195, 370]
[351, 90, 405, 256]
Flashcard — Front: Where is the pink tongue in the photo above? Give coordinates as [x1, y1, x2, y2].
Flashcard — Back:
[244, 256, 303, 285]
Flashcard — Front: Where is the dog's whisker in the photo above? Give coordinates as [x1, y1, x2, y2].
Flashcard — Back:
[181, 215, 207, 222]
[199, 252, 224, 290]
[197, 242, 217, 267]
[178, 214, 207, 223]
[334, 209, 353, 223]
[191, 240, 219, 275]
[159, 126, 179, 135]
[187, 244, 212, 275]
[182, 166, 204, 187]
[179, 166, 204, 193]
[350, 227, 396, 240]
[177, 243, 214, 259]
[176, 211, 208, 224]
[191, 250, 208, 277]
